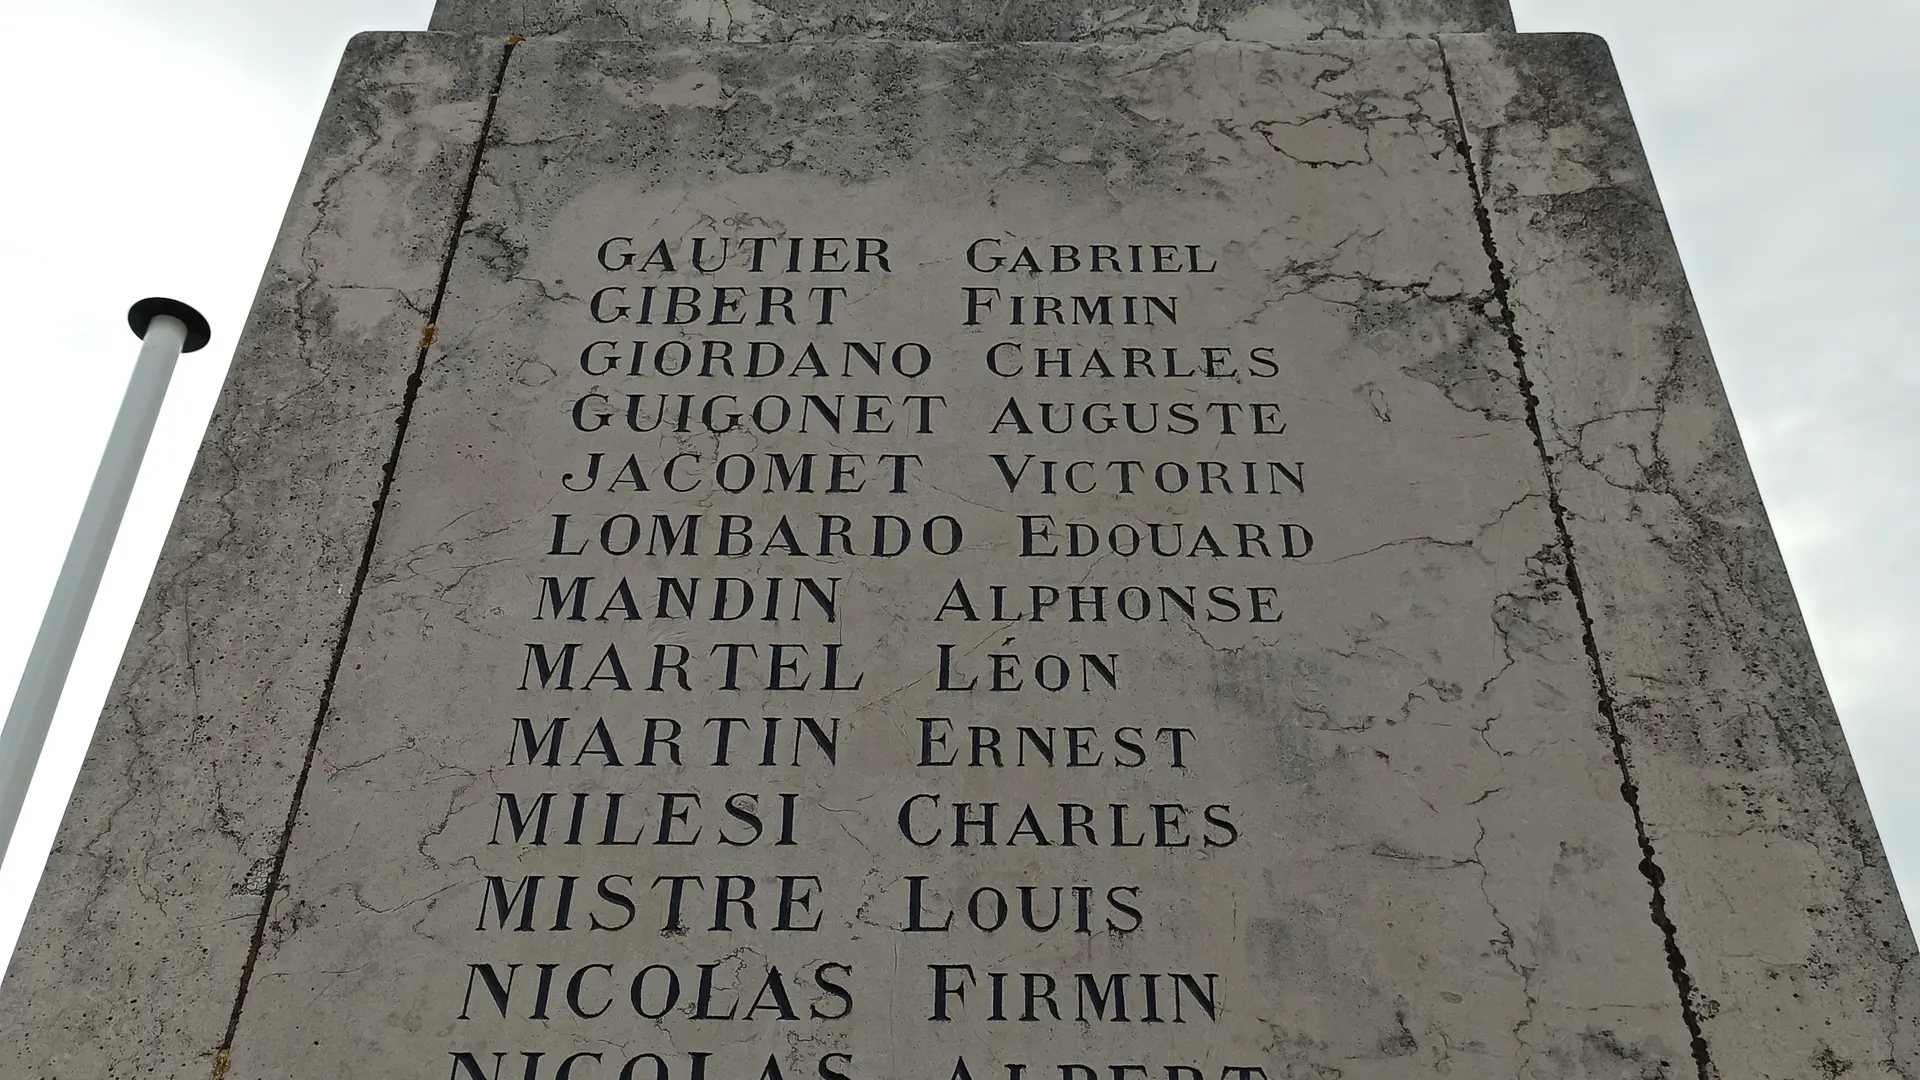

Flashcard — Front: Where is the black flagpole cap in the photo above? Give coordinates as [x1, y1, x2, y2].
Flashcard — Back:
[127, 297, 212, 353]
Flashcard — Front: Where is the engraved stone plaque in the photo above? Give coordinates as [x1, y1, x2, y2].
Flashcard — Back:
[231, 38, 1693, 1076]
[4, 28, 1913, 1080]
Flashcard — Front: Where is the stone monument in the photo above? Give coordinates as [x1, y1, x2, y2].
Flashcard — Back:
[4, 2, 1914, 1078]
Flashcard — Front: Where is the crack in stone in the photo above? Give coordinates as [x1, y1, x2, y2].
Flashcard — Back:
[1436, 36, 1717, 1080]
[1468, 822, 1539, 1075]
[212, 37, 522, 1069]
[1437, 76, 1919, 1055]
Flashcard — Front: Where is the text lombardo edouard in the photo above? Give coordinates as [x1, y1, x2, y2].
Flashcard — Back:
[451, 231, 1310, 1080]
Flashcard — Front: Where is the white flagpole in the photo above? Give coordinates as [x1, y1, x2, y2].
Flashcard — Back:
[0, 298, 209, 868]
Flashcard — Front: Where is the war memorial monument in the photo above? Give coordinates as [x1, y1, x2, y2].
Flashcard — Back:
[3, 0, 1914, 1076]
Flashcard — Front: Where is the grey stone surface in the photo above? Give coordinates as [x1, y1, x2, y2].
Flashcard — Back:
[216, 36, 1699, 1079]
[1444, 32, 1920, 1077]
[7, 23, 1911, 1080]
[428, 0, 1514, 41]
[0, 32, 508, 1079]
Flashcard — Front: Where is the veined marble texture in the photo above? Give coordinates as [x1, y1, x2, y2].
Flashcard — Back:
[1, 29, 1909, 1080]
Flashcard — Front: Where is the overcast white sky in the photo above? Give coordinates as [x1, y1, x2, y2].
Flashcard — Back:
[0, 0, 1913, 971]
